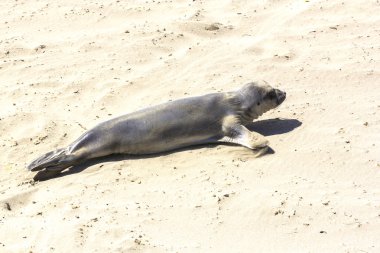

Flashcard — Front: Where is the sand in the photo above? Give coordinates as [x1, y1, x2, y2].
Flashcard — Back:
[1, 0, 379, 252]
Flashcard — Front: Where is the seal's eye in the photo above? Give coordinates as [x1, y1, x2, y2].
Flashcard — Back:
[266, 90, 277, 100]
[257, 102, 261, 106]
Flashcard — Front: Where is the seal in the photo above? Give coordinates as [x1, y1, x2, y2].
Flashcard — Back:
[27, 81, 286, 172]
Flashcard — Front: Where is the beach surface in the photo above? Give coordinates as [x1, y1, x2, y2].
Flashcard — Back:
[1, 0, 379, 252]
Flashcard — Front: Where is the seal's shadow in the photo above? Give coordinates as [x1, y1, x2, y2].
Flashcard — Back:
[33, 118, 302, 181]
[246, 118, 302, 136]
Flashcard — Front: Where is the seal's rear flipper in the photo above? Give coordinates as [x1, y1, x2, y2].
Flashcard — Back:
[33, 169, 65, 181]
[27, 148, 75, 172]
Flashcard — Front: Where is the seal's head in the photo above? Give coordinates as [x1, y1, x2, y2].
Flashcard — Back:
[236, 81, 286, 121]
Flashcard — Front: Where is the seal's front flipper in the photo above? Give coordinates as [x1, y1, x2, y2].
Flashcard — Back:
[219, 131, 267, 147]
[219, 120, 269, 155]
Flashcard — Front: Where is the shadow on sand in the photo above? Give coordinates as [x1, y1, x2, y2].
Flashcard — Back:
[33, 118, 302, 181]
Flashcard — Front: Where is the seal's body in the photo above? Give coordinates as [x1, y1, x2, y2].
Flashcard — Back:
[28, 81, 286, 172]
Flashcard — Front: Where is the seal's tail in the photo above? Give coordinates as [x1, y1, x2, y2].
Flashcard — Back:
[27, 148, 75, 172]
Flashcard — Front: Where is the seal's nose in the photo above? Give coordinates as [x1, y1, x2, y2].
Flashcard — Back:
[276, 89, 286, 105]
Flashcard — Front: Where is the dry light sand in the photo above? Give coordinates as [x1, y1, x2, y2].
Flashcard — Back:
[1, 0, 380, 252]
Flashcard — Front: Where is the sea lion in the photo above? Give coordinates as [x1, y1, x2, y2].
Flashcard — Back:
[27, 81, 286, 173]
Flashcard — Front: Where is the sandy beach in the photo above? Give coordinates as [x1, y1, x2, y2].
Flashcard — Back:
[1, 0, 379, 252]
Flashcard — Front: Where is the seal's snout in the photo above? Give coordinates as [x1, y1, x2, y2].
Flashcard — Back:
[275, 89, 286, 105]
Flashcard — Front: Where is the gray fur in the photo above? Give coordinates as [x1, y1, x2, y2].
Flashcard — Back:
[28, 81, 286, 172]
